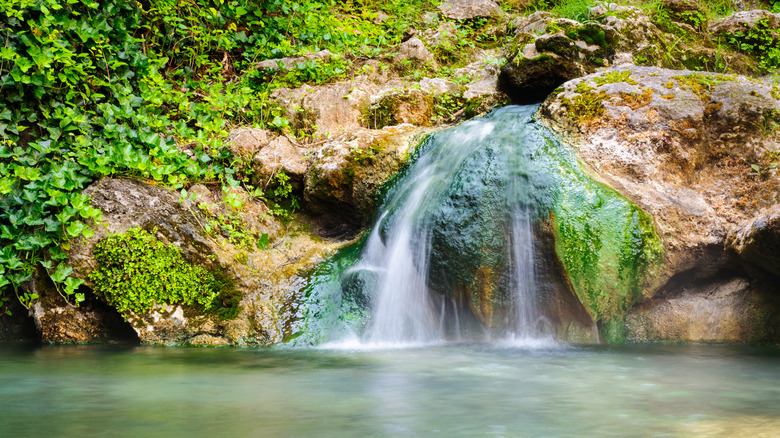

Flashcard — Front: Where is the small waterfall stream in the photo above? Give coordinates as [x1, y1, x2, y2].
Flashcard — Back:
[343, 105, 554, 346]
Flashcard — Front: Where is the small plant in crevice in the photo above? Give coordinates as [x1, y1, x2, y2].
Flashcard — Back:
[88, 227, 239, 319]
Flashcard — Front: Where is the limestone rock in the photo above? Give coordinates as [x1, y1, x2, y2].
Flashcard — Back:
[625, 278, 780, 343]
[227, 128, 272, 161]
[397, 37, 436, 67]
[727, 205, 780, 278]
[439, 0, 503, 20]
[540, 65, 780, 338]
[22, 178, 337, 345]
[501, 17, 618, 103]
[542, 66, 780, 277]
[709, 9, 780, 36]
[252, 135, 308, 189]
[304, 125, 427, 236]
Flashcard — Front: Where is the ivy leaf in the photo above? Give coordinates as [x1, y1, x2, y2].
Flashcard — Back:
[66, 220, 86, 238]
[50, 264, 73, 284]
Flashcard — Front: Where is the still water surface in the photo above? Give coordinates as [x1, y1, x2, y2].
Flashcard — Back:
[1, 342, 779, 437]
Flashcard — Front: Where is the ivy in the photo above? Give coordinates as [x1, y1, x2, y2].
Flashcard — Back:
[0, 0, 438, 315]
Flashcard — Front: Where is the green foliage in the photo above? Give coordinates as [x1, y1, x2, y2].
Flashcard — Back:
[0, 0, 434, 312]
[529, 0, 597, 22]
[88, 227, 239, 318]
[724, 18, 780, 72]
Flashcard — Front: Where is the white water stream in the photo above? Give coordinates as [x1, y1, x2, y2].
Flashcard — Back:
[340, 106, 554, 347]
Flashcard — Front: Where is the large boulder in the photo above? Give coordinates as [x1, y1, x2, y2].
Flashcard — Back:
[540, 65, 780, 341]
[22, 178, 340, 345]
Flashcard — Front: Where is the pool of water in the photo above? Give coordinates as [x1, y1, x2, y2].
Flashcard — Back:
[1, 342, 779, 437]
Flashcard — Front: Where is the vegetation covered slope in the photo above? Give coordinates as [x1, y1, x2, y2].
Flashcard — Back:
[1, 0, 778, 316]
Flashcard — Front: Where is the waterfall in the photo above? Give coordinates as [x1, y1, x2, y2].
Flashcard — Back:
[342, 105, 555, 346]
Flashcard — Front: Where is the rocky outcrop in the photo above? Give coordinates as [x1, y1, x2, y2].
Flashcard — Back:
[22, 178, 341, 345]
[500, 3, 763, 104]
[727, 205, 780, 278]
[541, 65, 780, 342]
[304, 124, 428, 236]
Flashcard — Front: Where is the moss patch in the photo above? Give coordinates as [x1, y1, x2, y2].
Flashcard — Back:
[543, 132, 664, 325]
[89, 228, 239, 319]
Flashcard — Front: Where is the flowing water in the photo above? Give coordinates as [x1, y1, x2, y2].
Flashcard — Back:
[1, 343, 779, 437]
[323, 105, 562, 347]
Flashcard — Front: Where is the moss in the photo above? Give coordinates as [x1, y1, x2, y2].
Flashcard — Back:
[600, 316, 628, 343]
[565, 24, 608, 48]
[617, 88, 654, 109]
[548, 148, 664, 324]
[593, 70, 637, 86]
[89, 227, 239, 320]
[673, 73, 735, 103]
[560, 83, 610, 124]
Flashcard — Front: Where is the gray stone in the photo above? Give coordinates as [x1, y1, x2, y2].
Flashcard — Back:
[439, 0, 503, 20]
[257, 50, 332, 72]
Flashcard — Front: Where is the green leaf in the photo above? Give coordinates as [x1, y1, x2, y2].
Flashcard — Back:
[51, 264, 73, 283]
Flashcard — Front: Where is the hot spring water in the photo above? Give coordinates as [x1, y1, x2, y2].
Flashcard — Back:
[315, 105, 561, 346]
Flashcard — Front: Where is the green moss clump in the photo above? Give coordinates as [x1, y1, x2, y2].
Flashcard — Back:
[594, 70, 637, 86]
[89, 227, 239, 319]
[672, 73, 734, 103]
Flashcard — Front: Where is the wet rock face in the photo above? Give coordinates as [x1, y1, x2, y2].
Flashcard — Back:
[22, 178, 338, 345]
[303, 125, 426, 237]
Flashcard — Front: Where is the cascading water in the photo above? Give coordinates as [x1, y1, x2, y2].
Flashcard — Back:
[299, 104, 662, 348]
[341, 105, 555, 346]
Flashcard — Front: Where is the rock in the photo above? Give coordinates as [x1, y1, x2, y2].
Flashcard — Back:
[304, 125, 427, 237]
[500, 18, 618, 103]
[227, 128, 272, 162]
[540, 65, 780, 339]
[22, 178, 338, 345]
[397, 37, 436, 67]
[439, 0, 503, 20]
[727, 205, 780, 278]
[270, 65, 406, 139]
[625, 278, 780, 343]
[257, 50, 332, 72]
[252, 135, 308, 190]
[709, 9, 780, 36]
